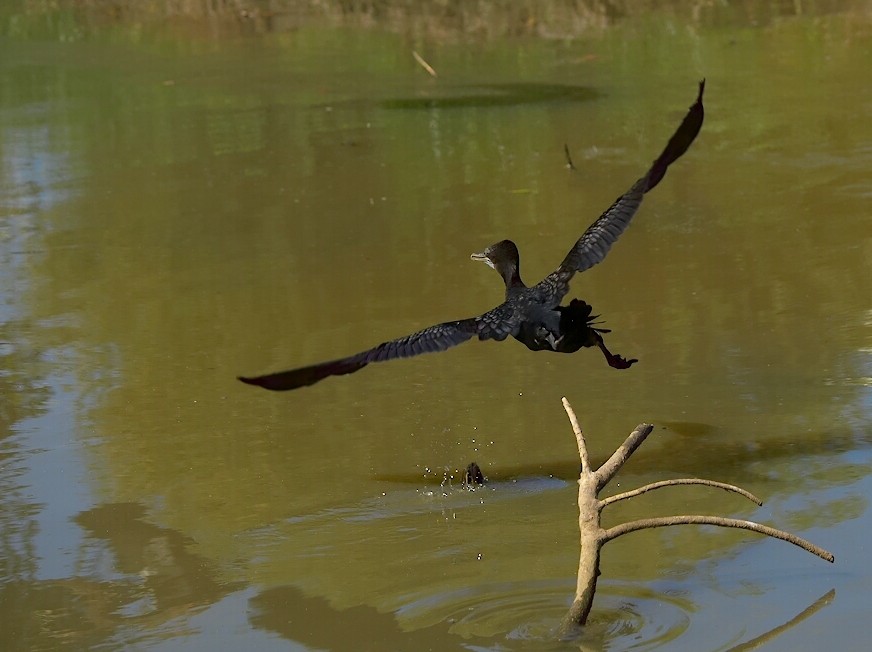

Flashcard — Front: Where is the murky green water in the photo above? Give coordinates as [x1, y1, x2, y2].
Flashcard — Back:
[1, 4, 870, 650]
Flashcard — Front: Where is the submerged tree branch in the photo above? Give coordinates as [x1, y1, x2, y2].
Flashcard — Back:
[601, 478, 763, 507]
[602, 516, 835, 563]
[557, 398, 835, 636]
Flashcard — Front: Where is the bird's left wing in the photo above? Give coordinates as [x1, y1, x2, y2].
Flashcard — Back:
[238, 303, 518, 391]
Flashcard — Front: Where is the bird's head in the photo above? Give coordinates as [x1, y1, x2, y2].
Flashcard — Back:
[471, 240, 523, 288]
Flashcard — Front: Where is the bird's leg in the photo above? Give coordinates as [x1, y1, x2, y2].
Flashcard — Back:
[545, 331, 561, 350]
[592, 331, 638, 369]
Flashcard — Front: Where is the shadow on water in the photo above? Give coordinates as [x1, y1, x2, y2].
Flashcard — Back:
[378, 419, 872, 499]
[375, 82, 601, 110]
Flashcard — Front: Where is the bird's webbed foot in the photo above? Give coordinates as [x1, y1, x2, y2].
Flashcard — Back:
[593, 331, 638, 370]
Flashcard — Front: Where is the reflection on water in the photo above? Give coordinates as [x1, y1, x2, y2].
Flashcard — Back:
[250, 580, 833, 651]
[398, 578, 579, 643]
[0, 502, 236, 649]
[377, 83, 600, 110]
[1, 3, 871, 651]
[280, 475, 567, 528]
[74, 503, 235, 610]
[250, 585, 458, 652]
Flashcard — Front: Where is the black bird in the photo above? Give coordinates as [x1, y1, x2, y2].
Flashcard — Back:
[239, 81, 705, 391]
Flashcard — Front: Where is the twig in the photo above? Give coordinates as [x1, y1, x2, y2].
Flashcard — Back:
[412, 50, 437, 77]
[562, 397, 590, 474]
[594, 423, 654, 491]
[601, 478, 763, 507]
[564, 143, 576, 170]
[601, 515, 835, 563]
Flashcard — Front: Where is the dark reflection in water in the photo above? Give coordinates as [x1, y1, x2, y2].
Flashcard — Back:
[249, 581, 835, 650]
[378, 419, 872, 498]
[250, 585, 458, 651]
[725, 589, 835, 652]
[74, 503, 236, 611]
[0, 503, 237, 650]
[378, 83, 600, 110]
[0, 579, 143, 651]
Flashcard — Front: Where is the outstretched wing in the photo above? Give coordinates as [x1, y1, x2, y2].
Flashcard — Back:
[238, 302, 520, 391]
[543, 80, 705, 297]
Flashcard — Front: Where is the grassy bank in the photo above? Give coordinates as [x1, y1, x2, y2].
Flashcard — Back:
[7, 0, 872, 40]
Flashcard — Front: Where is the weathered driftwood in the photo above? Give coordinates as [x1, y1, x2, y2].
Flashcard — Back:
[557, 397, 834, 638]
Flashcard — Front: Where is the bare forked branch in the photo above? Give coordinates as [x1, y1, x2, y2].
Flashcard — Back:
[557, 398, 834, 636]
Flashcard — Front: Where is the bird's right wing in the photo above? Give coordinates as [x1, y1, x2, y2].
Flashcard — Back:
[545, 80, 706, 294]
[238, 302, 519, 391]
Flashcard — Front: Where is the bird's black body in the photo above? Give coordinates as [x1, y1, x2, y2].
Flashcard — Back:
[516, 298, 622, 364]
[239, 81, 705, 391]
[469, 241, 635, 368]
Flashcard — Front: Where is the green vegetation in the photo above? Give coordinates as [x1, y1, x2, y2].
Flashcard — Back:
[4, 0, 871, 41]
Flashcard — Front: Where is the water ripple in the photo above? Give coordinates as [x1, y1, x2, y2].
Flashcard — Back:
[396, 580, 693, 650]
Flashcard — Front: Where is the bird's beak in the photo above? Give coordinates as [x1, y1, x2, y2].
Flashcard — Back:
[470, 251, 494, 269]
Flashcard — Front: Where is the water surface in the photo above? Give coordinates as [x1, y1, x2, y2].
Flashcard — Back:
[1, 5, 870, 650]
